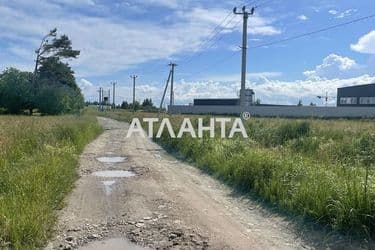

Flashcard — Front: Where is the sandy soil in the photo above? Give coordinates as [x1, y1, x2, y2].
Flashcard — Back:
[46, 117, 359, 250]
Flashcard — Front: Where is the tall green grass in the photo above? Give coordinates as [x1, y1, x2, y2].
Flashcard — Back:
[0, 114, 102, 249]
[154, 116, 375, 238]
[92, 109, 375, 238]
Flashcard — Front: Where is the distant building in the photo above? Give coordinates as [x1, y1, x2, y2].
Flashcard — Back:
[194, 98, 239, 106]
[194, 88, 254, 106]
[337, 83, 375, 107]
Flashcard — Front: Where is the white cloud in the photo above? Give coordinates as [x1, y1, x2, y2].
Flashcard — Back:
[173, 80, 240, 104]
[79, 78, 94, 90]
[178, 8, 280, 36]
[336, 9, 357, 18]
[328, 9, 357, 19]
[50, 0, 95, 6]
[297, 15, 308, 21]
[0, 5, 210, 75]
[250, 25, 281, 36]
[328, 9, 338, 15]
[78, 78, 97, 101]
[87, 74, 373, 107]
[79, 73, 375, 107]
[128, 0, 180, 9]
[0, 2, 280, 77]
[351, 30, 375, 54]
[163, 55, 372, 106]
[303, 54, 359, 79]
[172, 74, 375, 106]
[253, 74, 375, 105]
[248, 15, 281, 36]
[202, 72, 282, 82]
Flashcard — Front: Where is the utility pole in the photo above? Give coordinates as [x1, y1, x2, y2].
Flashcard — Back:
[108, 89, 111, 106]
[98, 87, 103, 111]
[234, 6, 255, 106]
[159, 70, 172, 116]
[101, 88, 104, 111]
[98, 87, 101, 110]
[317, 92, 336, 107]
[168, 63, 177, 107]
[112, 82, 117, 109]
[130, 75, 138, 112]
[325, 91, 328, 107]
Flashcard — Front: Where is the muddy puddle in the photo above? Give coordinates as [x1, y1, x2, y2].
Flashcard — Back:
[80, 238, 147, 249]
[92, 170, 136, 178]
[102, 180, 116, 195]
[96, 156, 127, 163]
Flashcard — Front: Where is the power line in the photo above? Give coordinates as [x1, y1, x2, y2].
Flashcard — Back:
[142, 13, 236, 77]
[253, 0, 276, 8]
[239, 0, 261, 8]
[180, 15, 239, 66]
[179, 3, 260, 79]
[178, 0, 259, 66]
[182, 49, 241, 80]
[193, 12, 233, 50]
[143, 1, 261, 78]
[178, 14, 237, 65]
[249, 13, 375, 49]
[178, 12, 375, 82]
[146, 1, 375, 88]
[189, 0, 259, 55]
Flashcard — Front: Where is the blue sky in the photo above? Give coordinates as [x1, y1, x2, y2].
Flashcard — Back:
[0, 0, 374, 106]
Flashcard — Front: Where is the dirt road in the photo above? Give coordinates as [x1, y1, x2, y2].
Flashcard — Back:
[47, 117, 323, 250]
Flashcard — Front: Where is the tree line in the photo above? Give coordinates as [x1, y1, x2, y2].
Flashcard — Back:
[0, 29, 84, 115]
[86, 98, 159, 112]
[120, 98, 158, 111]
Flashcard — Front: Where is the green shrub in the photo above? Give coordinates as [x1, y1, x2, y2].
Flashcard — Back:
[0, 68, 33, 114]
[37, 86, 84, 115]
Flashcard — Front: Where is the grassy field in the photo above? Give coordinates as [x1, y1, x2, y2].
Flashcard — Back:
[0, 114, 102, 249]
[98, 109, 375, 239]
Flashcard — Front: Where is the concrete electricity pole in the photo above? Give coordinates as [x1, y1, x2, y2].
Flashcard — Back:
[159, 70, 172, 116]
[112, 81, 117, 109]
[98, 87, 102, 111]
[130, 75, 138, 112]
[233, 6, 254, 106]
[101, 88, 104, 111]
[168, 63, 177, 107]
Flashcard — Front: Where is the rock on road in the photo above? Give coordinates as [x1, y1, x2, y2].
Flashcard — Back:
[47, 117, 316, 250]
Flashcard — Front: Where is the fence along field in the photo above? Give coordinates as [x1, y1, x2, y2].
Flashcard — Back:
[0, 115, 102, 248]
